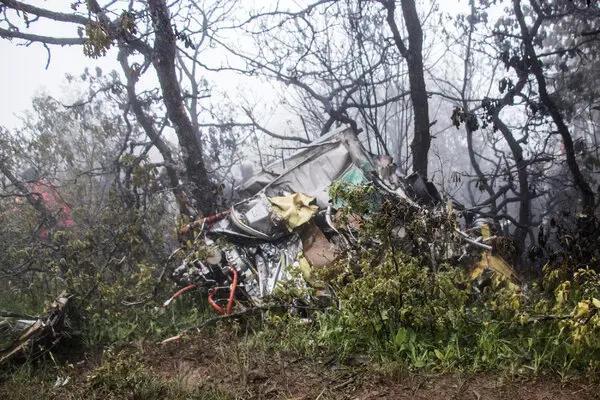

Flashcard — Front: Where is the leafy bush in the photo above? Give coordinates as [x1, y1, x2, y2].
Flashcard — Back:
[262, 249, 600, 376]
[0, 191, 211, 348]
[262, 184, 600, 376]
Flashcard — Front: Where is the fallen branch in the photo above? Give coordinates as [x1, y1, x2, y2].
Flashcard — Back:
[454, 228, 493, 250]
[0, 292, 71, 365]
[0, 310, 38, 319]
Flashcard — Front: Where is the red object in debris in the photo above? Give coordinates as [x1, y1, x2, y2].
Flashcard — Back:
[207, 288, 224, 315]
[207, 267, 238, 315]
[226, 267, 238, 315]
[163, 284, 198, 307]
[205, 211, 230, 227]
[26, 180, 74, 239]
[179, 210, 230, 236]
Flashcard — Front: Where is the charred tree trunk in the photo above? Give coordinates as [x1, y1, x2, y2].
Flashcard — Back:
[382, 0, 431, 177]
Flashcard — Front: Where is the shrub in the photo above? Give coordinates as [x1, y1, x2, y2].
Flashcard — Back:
[263, 184, 600, 376]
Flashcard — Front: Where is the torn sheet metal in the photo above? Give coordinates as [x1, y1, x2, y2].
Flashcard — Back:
[238, 126, 374, 207]
[471, 251, 520, 285]
[206, 126, 380, 243]
[170, 125, 515, 314]
[469, 223, 519, 284]
[170, 126, 378, 310]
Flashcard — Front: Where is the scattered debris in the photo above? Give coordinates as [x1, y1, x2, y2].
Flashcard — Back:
[0, 292, 72, 365]
[167, 126, 517, 314]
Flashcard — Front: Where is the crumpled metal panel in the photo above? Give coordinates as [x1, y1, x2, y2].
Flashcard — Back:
[171, 125, 505, 308]
[238, 126, 355, 198]
[195, 127, 378, 303]
[1, 293, 70, 365]
[213, 126, 376, 242]
[262, 142, 352, 208]
[223, 235, 303, 300]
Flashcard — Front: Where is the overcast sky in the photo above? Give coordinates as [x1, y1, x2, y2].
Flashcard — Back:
[0, 10, 121, 129]
[0, 23, 299, 137]
[0, 1, 469, 132]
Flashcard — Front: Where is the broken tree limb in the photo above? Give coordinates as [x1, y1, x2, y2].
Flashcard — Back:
[0, 292, 71, 365]
[454, 228, 493, 251]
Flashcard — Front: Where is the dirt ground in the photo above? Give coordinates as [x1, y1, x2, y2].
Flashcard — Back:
[2, 331, 599, 400]
[138, 333, 600, 400]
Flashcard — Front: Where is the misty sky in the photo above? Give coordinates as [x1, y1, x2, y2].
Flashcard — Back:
[0, 1, 469, 132]
[0, 43, 112, 128]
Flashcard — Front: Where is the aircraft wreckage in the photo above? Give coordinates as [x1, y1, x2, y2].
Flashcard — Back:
[166, 126, 517, 315]
[1, 126, 517, 362]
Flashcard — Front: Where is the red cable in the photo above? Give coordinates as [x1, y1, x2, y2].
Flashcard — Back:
[207, 267, 238, 315]
[226, 267, 238, 315]
[163, 284, 197, 307]
[208, 288, 225, 315]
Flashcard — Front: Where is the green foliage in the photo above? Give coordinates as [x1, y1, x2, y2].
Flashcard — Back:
[83, 10, 138, 59]
[83, 22, 112, 58]
[329, 182, 459, 265]
[0, 88, 215, 351]
[258, 183, 600, 376]
[0, 190, 211, 347]
[263, 249, 600, 376]
[329, 180, 379, 216]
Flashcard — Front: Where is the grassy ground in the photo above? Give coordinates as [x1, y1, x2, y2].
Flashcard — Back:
[2, 328, 599, 400]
